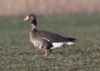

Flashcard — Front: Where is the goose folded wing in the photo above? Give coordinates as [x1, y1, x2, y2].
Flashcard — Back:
[38, 30, 76, 43]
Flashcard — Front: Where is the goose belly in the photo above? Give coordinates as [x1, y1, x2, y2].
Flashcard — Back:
[29, 33, 43, 49]
[30, 38, 43, 49]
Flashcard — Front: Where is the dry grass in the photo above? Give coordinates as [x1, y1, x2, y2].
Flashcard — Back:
[0, 0, 100, 15]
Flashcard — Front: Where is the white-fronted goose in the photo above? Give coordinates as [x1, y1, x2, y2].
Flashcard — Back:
[29, 24, 53, 57]
[24, 14, 76, 49]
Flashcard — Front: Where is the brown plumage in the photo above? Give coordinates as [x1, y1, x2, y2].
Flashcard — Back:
[24, 14, 76, 45]
[29, 28, 52, 49]
[24, 14, 76, 51]
[24, 14, 53, 56]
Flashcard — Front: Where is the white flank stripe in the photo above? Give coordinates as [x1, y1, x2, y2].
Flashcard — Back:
[51, 42, 75, 49]
[65, 42, 74, 45]
[52, 43, 64, 49]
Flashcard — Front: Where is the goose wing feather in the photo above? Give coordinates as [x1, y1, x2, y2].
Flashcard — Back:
[39, 30, 76, 43]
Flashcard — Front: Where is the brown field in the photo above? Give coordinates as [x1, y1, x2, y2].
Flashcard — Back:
[0, 0, 100, 15]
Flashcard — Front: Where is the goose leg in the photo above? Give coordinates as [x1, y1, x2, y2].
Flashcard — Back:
[43, 48, 52, 57]
[44, 48, 49, 57]
[49, 49, 53, 56]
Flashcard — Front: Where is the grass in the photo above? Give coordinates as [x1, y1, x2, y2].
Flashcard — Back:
[0, 13, 100, 71]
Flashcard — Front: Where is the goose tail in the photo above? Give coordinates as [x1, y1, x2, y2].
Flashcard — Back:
[65, 37, 76, 45]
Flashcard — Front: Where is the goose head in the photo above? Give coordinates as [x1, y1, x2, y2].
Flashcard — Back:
[24, 14, 37, 31]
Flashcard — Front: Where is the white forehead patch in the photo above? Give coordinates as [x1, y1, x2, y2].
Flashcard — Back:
[24, 16, 29, 20]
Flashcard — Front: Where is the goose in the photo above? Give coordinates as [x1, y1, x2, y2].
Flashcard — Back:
[24, 14, 76, 49]
[29, 23, 53, 57]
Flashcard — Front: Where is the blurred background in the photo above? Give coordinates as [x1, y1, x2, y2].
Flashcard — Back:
[0, 0, 100, 15]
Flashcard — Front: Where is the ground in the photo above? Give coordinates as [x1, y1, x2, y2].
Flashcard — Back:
[0, 13, 100, 71]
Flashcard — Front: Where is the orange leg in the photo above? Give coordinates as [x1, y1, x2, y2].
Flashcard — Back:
[44, 48, 48, 57]
[44, 48, 52, 57]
